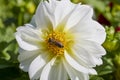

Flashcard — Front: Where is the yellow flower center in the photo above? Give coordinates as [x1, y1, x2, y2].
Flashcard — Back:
[41, 26, 75, 56]
[46, 31, 66, 55]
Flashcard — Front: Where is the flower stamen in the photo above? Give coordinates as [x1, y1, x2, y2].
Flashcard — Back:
[46, 31, 66, 55]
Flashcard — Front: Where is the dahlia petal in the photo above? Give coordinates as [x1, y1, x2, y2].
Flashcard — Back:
[15, 25, 41, 51]
[66, 5, 93, 30]
[65, 50, 97, 74]
[64, 51, 89, 74]
[35, 1, 54, 29]
[40, 57, 56, 80]
[30, 15, 36, 27]
[18, 48, 40, 71]
[72, 47, 96, 67]
[89, 21, 106, 44]
[29, 54, 47, 79]
[16, 24, 41, 40]
[48, 59, 68, 80]
[19, 63, 30, 72]
[92, 56, 103, 66]
[18, 48, 40, 62]
[54, 0, 75, 27]
[88, 69, 97, 75]
[70, 20, 106, 44]
[74, 40, 106, 65]
[15, 33, 38, 51]
[63, 60, 89, 80]
[78, 40, 106, 57]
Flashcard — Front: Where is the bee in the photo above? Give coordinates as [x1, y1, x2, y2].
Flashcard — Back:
[48, 38, 64, 48]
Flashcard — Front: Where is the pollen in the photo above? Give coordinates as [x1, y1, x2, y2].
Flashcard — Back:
[46, 31, 66, 55]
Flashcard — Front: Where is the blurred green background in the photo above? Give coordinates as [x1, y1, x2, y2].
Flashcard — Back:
[0, 0, 120, 80]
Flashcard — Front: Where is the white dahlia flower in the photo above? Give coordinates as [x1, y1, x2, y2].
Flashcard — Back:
[15, 0, 106, 80]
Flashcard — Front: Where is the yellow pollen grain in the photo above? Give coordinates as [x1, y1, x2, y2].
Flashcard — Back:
[46, 31, 66, 55]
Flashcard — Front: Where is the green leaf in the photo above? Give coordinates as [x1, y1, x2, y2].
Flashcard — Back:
[0, 67, 20, 80]
[0, 59, 14, 69]
[90, 75, 104, 80]
[0, 40, 18, 60]
[0, 25, 15, 43]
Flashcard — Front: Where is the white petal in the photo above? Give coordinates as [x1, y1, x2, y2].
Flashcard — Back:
[64, 51, 89, 74]
[29, 54, 48, 80]
[18, 48, 39, 62]
[48, 59, 68, 80]
[18, 48, 40, 71]
[92, 56, 103, 66]
[19, 63, 30, 72]
[35, 0, 76, 29]
[15, 33, 38, 51]
[68, 49, 97, 75]
[16, 24, 41, 41]
[54, 0, 75, 27]
[35, 1, 54, 30]
[66, 5, 93, 30]
[70, 20, 106, 44]
[74, 40, 106, 65]
[30, 15, 36, 27]
[63, 59, 89, 80]
[40, 57, 56, 80]
[72, 47, 96, 67]
[79, 40, 106, 56]
[89, 21, 106, 44]
[88, 68, 97, 74]
[15, 25, 41, 51]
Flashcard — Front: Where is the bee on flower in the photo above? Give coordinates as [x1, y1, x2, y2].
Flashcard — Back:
[15, 0, 106, 80]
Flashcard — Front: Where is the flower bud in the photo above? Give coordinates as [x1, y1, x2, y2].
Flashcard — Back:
[103, 26, 119, 51]
[106, 26, 115, 39]
[103, 39, 119, 51]
[26, 1, 36, 14]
